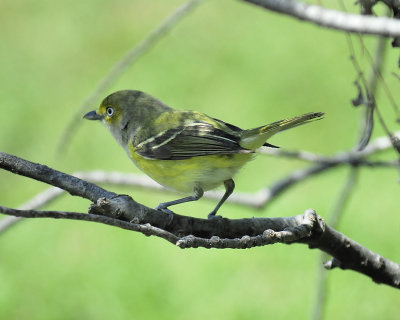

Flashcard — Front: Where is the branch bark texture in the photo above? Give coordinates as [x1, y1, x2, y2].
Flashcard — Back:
[1, 151, 399, 289]
[0, 152, 115, 201]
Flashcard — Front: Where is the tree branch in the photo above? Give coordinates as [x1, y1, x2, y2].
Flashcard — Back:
[242, 0, 400, 37]
[2, 129, 397, 234]
[0, 151, 399, 288]
[260, 130, 400, 162]
[0, 152, 115, 202]
[0, 187, 64, 233]
[1, 203, 399, 288]
[0, 205, 179, 244]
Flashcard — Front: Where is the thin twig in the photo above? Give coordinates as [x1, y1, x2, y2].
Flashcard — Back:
[311, 248, 330, 320]
[0, 206, 316, 249]
[0, 205, 179, 244]
[328, 168, 358, 228]
[58, 0, 204, 155]
[242, 0, 400, 36]
[0, 187, 64, 233]
[261, 150, 397, 167]
[356, 35, 387, 150]
[362, 32, 400, 120]
[260, 130, 400, 160]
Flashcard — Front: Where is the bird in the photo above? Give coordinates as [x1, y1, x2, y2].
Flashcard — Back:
[84, 90, 323, 219]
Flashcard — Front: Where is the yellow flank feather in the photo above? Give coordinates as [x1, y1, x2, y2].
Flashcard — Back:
[129, 143, 253, 193]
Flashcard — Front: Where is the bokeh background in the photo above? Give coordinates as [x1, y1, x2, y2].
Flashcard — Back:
[1, 0, 399, 319]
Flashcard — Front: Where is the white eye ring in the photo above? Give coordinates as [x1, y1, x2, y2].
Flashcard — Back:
[106, 107, 114, 117]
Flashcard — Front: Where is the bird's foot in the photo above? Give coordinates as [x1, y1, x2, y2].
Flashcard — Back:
[155, 204, 175, 224]
[207, 212, 223, 220]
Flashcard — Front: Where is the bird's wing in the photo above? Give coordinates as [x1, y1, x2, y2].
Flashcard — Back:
[134, 122, 252, 160]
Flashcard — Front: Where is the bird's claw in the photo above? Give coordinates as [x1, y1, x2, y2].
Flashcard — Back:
[155, 204, 175, 224]
[207, 212, 223, 220]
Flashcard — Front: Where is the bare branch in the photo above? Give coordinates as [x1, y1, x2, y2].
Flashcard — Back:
[176, 210, 318, 249]
[261, 149, 397, 167]
[1, 152, 399, 287]
[328, 168, 359, 229]
[0, 187, 64, 233]
[0, 205, 179, 244]
[3, 129, 396, 234]
[4, 128, 395, 233]
[0, 170, 273, 234]
[242, 0, 400, 37]
[0, 152, 115, 202]
[1, 200, 399, 288]
[356, 36, 384, 151]
[255, 135, 398, 208]
[261, 130, 400, 162]
[257, 162, 337, 206]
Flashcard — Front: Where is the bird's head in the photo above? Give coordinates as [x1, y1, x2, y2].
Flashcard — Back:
[84, 90, 144, 125]
[84, 90, 171, 147]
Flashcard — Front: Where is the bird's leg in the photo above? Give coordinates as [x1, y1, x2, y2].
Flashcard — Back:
[208, 179, 235, 219]
[155, 186, 204, 216]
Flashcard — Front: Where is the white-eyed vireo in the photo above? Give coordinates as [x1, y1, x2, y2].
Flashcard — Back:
[84, 90, 323, 218]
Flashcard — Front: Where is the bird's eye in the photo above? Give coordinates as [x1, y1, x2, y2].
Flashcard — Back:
[106, 107, 114, 117]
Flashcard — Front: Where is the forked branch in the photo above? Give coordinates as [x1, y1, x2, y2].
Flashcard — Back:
[0, 151, 399, 288]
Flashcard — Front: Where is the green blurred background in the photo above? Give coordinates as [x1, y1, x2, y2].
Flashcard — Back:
[1, 0, 399, 319]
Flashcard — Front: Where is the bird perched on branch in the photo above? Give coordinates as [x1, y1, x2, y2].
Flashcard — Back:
[84, 90, 323, 218]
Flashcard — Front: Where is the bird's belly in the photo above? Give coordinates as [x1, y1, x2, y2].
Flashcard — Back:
[129, 151, 254, 194]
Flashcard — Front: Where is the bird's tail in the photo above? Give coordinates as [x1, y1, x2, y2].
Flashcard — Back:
[239, 112, 324, 150]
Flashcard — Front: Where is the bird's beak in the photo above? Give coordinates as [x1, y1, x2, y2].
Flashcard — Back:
[83, 110, 103, 121]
